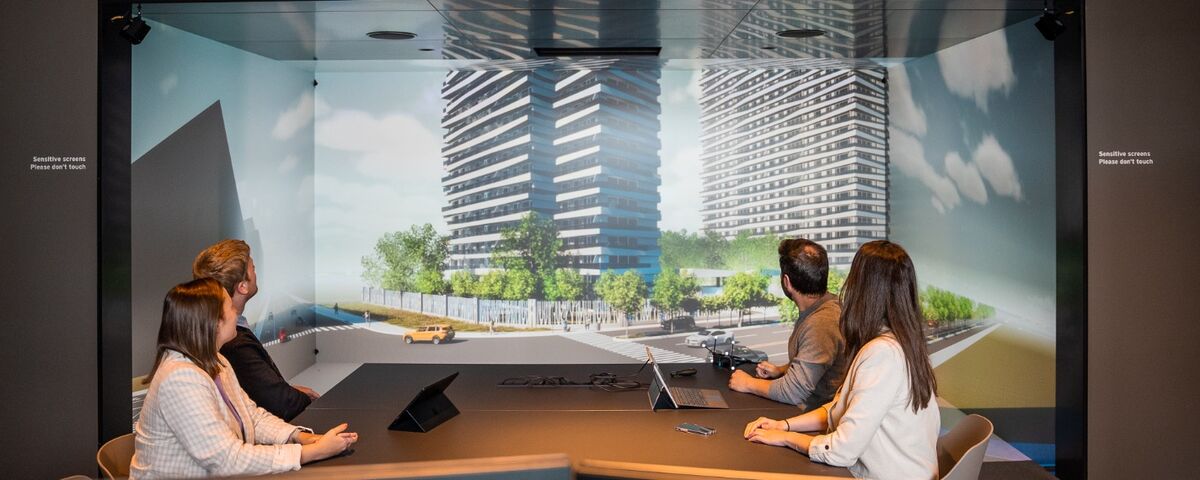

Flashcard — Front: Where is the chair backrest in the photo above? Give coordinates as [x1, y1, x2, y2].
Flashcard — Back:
[97, 433, 135, 479]
[937, 414, 993, 480]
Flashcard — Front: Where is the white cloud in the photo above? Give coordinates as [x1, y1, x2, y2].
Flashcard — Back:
[887, 67, 927, 136]
[890, 127, 960, 214]
[972, 134, 1023, 201]
[315, 109, 443, 180]
[931, 196, 946, 214]
[664, 69, 704, 104]
[159, 73, 178, 96]
[936, 25, 1015, 112]
[279, 154, 299, 174]
[944, 151, 988, 204]
[296, 174, 314, 211]
[659, 146, 703, 231]
[272, 92, 315, 140]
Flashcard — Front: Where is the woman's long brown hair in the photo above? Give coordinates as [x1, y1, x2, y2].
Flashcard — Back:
[145, 278, 226, 382]
[840, 240, 937, 413]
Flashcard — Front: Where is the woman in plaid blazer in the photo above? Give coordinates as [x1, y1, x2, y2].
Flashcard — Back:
[130, 278, 358, 479]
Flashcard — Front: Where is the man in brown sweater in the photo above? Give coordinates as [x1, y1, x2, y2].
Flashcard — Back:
[728, 238, 848, 412]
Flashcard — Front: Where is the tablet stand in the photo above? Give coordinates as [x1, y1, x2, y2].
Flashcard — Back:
[388, 389, 460, 432]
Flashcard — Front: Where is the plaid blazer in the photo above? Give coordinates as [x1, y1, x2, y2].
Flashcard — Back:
[130, 350, 303, 479]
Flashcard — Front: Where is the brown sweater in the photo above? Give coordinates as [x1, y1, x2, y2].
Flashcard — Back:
[767, 293, 849, 411]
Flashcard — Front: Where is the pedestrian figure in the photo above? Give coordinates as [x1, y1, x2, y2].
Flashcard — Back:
[334, 303, 339, 315]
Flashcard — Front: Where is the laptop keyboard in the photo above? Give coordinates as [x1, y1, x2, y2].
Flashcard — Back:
[672, 387, 707, 406]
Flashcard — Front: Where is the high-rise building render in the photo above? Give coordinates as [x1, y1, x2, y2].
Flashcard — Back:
[698, 69, 889, 268]
[442, 67, 663, 277]
[553, 69, 662, 277]
[441, 69, 558, 271]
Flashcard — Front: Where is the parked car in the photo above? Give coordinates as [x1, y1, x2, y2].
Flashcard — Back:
[684, 329, 735, 348]
[404, 324, 455, 344]
[660, 315, 696, 333]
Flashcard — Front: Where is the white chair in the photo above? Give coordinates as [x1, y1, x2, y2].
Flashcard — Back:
[937, 414, 994, 480]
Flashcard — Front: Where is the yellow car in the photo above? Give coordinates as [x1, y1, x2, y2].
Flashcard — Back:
[404, 325, 455, 344]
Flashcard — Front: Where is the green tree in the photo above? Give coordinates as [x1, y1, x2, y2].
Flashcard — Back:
[360, 223, 449, 292]
[596, 271, 647, 325]
[413, 269, 447, 294]
[651, 270, 700, 317]
[449, 270, 478, 297]
[549, 268, 585, 301]
[502, 268, 537, 300]
[492, 212, 561, 297]
[778, 294, 799, 322]
[827, 268, 847, 294]
[722, 271, 772, 326]
[658, 230, 728, 270]
[474, 270, 506, 300]
[725, 232, 780, 272]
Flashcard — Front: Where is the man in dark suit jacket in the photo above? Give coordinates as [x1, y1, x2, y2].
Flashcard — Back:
[193, 239, 318, 421]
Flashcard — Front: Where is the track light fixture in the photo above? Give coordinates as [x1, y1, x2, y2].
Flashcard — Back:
[1035, 0, 1067, 41]
[112, 4, 151, 45]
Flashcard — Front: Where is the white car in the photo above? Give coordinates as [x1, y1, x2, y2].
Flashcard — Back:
[684, 329, 735, 348]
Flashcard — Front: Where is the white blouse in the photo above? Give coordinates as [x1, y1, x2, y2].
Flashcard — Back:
[808, 334, 941, 480]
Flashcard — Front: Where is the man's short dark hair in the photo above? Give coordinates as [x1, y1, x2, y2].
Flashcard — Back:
[778, 238, 829, 295]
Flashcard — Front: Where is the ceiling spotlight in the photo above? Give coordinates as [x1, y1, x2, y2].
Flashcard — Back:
[367, 31, 418, 40]
[1035, 1, 1067, 41]
[776, 29, 826, 39]
[112, 4, 151, 45]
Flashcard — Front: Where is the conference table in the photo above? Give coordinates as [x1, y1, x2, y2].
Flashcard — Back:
[293, 363, 853, 478]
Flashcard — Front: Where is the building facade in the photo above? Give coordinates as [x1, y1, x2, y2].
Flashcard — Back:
[442, 67, 663, 277]
[698, 69, 889, 268]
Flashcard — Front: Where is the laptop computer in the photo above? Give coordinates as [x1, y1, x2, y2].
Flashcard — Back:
[645, 347, 729, 410]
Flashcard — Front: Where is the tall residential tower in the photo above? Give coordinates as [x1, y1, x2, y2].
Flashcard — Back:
[698, 69, 888, 268]
[442, 67, 662, 277]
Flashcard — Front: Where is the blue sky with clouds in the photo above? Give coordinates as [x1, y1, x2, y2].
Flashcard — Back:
[887, 18, 1056, 335]
[313, 68, 707, 301]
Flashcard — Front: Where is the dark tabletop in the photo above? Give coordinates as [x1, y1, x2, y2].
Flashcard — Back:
[294, 363, 852, 477]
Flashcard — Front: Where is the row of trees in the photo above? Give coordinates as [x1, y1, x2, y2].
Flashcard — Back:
[362, 213, 567, 299]
[920, 286, 995, 323]
[776, 276, 994, 325]
[659, 230, 781, 272]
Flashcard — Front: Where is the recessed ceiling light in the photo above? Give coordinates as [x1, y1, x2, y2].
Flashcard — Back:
[776, 29, 826, 39]
[367, 31, 417, 40]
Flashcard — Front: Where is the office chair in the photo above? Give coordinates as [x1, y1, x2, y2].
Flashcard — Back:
[937, 414, 994, 480]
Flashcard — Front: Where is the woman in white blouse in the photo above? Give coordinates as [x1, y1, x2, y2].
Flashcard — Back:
[131, 278, 358, 479]
[743, 240, 940, 480]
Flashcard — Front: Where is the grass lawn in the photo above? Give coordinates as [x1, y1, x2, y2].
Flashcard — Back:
[329, 302, 547, 332]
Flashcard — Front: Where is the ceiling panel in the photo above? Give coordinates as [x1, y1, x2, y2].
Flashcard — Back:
[441, 8, 746, 41]
[432, 0, 758, 11]
[139, 0, 1049, 63]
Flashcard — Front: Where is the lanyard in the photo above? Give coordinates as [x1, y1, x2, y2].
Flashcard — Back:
[213, 377, 247, 442]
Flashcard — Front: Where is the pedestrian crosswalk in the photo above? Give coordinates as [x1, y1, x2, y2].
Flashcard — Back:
[565, 332, 707, 363]
[262, 324, 358, 347]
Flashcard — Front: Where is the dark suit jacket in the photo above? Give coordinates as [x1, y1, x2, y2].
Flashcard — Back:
[219, 326, 311, 421]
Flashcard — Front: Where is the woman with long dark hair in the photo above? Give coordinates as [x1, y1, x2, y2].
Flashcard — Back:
[743, 241, 940, 479]
[130, 278, 357, 479]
